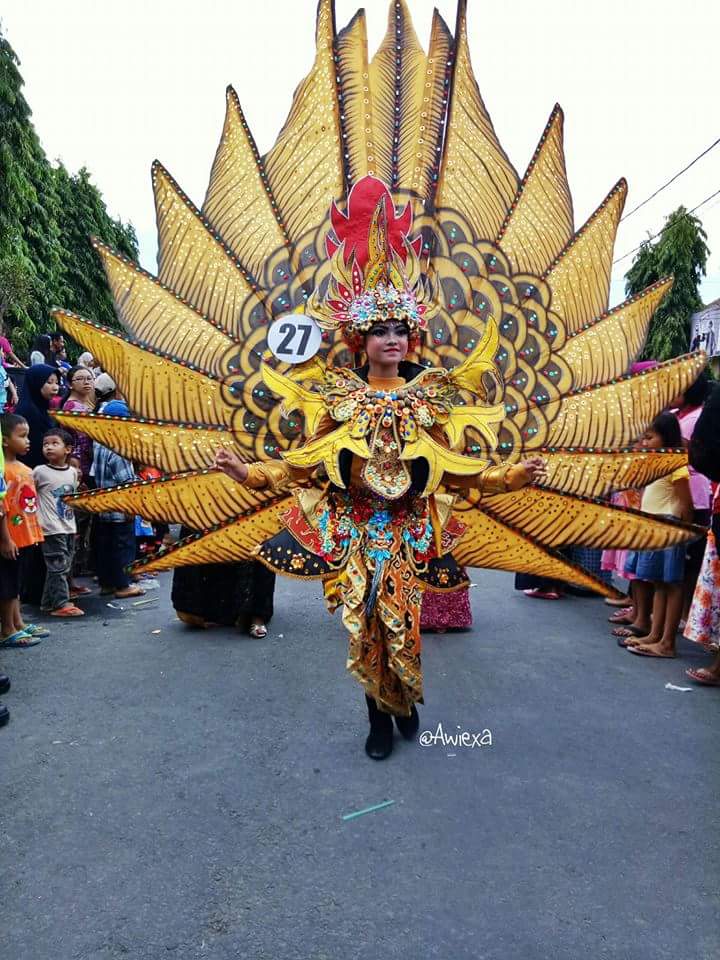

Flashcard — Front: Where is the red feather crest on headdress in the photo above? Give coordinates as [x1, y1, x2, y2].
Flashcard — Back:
[326, 176, 423, 267]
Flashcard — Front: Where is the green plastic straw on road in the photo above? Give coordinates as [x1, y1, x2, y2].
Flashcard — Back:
[341, 800, 395, 821]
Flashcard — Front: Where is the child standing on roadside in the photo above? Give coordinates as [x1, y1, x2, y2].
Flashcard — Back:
[622, 412, 693, 659]
[32, 428, 83, 617]
[0, 414, 50, 645]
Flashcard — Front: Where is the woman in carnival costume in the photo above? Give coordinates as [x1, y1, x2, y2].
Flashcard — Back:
[54, 1, 704, 759]
[213, 187, 545, 757]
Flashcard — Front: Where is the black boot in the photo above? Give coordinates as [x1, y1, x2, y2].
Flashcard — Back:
[0, 703, 9, 728]
[394, 704, 419, 740]
[0, 674, 9, 696]
[365, 695, 393, 760]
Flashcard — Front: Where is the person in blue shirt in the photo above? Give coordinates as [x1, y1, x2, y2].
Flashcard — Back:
[91, 400, 145, 599]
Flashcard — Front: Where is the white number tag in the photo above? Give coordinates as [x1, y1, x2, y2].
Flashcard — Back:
[267, 314, 322, 364]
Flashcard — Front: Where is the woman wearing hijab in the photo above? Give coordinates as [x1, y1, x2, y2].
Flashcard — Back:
[16, 365, 60, 468]
[29, 335, 52, 367]
[77, 352, 102, 378]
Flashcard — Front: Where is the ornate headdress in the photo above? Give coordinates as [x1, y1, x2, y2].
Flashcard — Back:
[306, 176, 439, 348]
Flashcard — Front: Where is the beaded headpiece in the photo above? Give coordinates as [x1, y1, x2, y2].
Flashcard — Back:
[306, 176, 439, 348]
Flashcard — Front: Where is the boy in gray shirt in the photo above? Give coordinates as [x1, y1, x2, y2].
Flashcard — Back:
[32, 428, 82, 617]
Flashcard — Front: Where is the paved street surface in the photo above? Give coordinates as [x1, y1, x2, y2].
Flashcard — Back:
[2, 570, 718, 960]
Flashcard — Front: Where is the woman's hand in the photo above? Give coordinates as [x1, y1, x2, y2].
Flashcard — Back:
[520, 456, 548, 484]
[214, 448, 249, 483]
[507, 456, 547, 490]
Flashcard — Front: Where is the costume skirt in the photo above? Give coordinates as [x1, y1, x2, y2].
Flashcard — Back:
[420, 584, 472, 630]
[256, 489, 468, 715]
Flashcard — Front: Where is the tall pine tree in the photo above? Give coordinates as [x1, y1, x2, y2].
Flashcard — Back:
[625, 206, 709, 361]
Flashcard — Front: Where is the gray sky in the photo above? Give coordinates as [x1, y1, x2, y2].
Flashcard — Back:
[3, 0, 719, 309]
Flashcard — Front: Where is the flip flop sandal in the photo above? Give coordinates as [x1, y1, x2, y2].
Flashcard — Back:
[523, 589, 561, 600]
[628, 646, 676, 658]
[616, 636, 645, 648]
[114, 587, 145, 599]
[604, 596, 631, 607]
[685, 668, 720, 686]
[22, 624, 51, 638]
[608, 607, 633, 623]
[0, 630, 41, 647]
[70, 586, 92, 596]
[612, 624, 646, 639]
[50, 605, 85, 617]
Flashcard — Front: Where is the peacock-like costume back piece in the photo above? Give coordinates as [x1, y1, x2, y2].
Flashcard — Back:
[58, 0, 704, 598]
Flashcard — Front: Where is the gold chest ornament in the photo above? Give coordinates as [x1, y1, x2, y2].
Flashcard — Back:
[261, 318, 506, 498]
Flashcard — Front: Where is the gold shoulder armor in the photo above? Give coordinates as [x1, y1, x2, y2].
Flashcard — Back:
[261, 361, 327, 437]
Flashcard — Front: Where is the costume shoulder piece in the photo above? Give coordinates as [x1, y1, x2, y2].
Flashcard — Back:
[57, 0, 704, 594]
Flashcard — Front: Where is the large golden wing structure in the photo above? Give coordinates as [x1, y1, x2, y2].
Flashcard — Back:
[57, 0, 704, 592]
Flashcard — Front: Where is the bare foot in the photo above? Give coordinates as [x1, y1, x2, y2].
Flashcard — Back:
[619, 631, 660, 649]
[628, 641, 676, 658]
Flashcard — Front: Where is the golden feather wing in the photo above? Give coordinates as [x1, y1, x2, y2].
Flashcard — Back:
[55, 412, 242, 473]
[451, 507, 621, 599]
[134, 502, 291, 575]
[66, 469, 282, 529]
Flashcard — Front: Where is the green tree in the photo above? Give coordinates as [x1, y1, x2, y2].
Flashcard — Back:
[53, 163, 138, 330]
[625, 206, 709, 361]
[0, 251, 32, 327]
[0, 29, 65, 351]
[0, 26, 139, 357]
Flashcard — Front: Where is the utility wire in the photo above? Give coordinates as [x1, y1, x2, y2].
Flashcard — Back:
[620, 136, 720, 222]
[613, 187, 720, 265]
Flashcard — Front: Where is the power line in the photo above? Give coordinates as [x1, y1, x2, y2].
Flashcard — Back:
[620, 136, 720, 222]
[613, 187, 720, 265]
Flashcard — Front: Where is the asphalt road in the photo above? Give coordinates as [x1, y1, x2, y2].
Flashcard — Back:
[2, 570, 718, 960]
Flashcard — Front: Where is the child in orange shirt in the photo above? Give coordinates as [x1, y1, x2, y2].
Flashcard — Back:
[0, 414, 50, 645]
